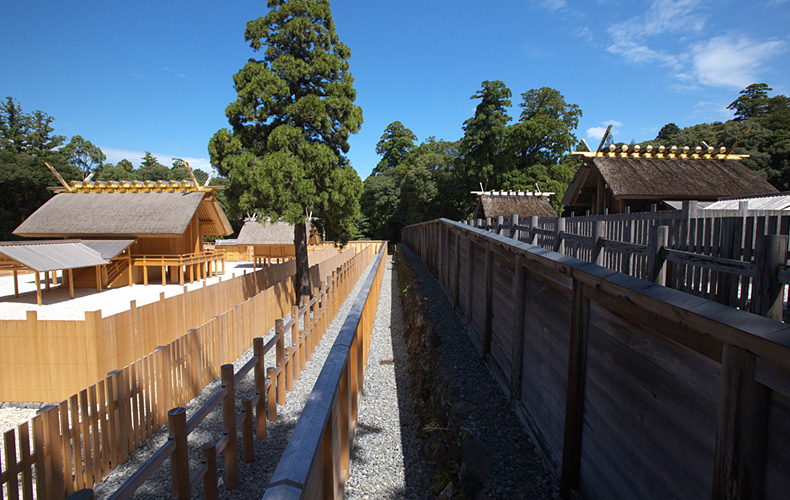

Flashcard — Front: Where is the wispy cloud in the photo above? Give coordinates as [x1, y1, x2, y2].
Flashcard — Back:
[587, 120, 622, 144]
[162, 66, 188, 79]
[101, 147, 213, 172]
[690, 36, 787, 88]
[530, 0, 568, 10]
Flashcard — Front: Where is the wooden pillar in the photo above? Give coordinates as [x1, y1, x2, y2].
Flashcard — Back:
[509, 255, 527, 402]
[560, 280, 590, 497]
[128, 254, 133, 287]
[68, 269, 74, 299]
[35, 272, 42, 306]
[591, 221, 605, 267]
[45, 271, 51, 291]
[753, 234, 787, 321]
[647, 225, 669, 285]
[510, 214, 519, 240]
[95, 266, 102, 292]
[13, 269, 19, 297]
[530, 216, 539, 246]
[482, 242, 494, 357]
[712, 345, 769, 500]
[555, 217, 565, 253]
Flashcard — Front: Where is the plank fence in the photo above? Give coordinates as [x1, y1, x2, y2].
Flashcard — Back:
[0, 242, 383, 500]
[0, 247, 341, 402]
[404, 219, 790, 500]
[467, 201, 790, 322]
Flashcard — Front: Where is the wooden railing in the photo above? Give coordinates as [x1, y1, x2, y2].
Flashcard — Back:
[403, 219, 790, 500]
[130, 250, 226, 286]
[262, 243, 387, 499]
[0, 242, 384, 499]
[468, 202, 790, 321]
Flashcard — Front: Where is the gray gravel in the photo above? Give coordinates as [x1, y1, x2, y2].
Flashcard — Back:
[401, 246, 559, 500]
[345, 258, 432, 500]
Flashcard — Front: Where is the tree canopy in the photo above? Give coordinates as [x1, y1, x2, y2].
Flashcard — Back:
[209, 0, 363, 295]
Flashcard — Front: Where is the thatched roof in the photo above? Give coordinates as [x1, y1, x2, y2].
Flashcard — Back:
[13, 191, 233, 238]
[563, 156, 777, 206]
[236, 220, 295, 245]
[474, 192, 557, 219]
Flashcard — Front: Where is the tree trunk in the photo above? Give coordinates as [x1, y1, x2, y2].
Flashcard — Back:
[294, 221, 311, 298]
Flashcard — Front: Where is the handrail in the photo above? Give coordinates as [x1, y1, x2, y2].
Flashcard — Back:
[262, 243, 387, 499]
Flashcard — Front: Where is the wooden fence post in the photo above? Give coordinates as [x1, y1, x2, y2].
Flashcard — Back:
[109, 370, 130, 464]
[496, 215, 504, 235]
[591, 220, 605, 267]
[202, 443, 219, 500]
[453, 230, 461, 308]
[510, 214, 519, 240]
[509, 255, 527, 402]
[168, 407, 190, 500]
[253, 337, 266, 438]
[753, 234, 787, 321]
[275, 320, 285, 405]
[291, 305, 301, 380]
[242, 399, 254, 463]
[560, 280, 590, 497]
[466, 236, 474, 326]
[555, 217, 565, 254]
[530, 216, 539, 246]
[221, 364, 238, 490]
[267, 368, 277, 422]
[40, 405, 65, 500]
[482, 242, 494, 357]
[647, 225, 669, 285]
[711, 345, 769, 500]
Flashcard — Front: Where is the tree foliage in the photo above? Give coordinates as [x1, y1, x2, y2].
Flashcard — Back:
[209, 0, 363, 294]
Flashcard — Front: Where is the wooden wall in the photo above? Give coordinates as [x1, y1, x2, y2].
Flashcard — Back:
[403, 219, 790, 500]
[0, 243, 382, 402]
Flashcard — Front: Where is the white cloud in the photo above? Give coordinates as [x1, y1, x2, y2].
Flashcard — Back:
[605, 0, 706, 67]
[101, 147, 213, 173]
[530, 0, 567, 10]
[690, 36, 787, 88]
[587, 120, 622, 144]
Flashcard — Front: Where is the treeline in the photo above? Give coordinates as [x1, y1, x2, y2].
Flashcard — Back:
[0, 97, 218, 240]
[360, 82, 582, 241]
[360, 82, 790, 241]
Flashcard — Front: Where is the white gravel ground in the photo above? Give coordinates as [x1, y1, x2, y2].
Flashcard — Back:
[0, 262, 256, 321]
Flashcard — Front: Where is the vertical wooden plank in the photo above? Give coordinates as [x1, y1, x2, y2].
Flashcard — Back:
[482, 242, 494, 357]
[58, 401, 74, 496]
[509, 255, 527, 402]
[18, 422, 32, 500]
[4, 428, 19, 500]
[88, 385, 101, 482]
[465, 236, 474, 326]
[560, 280, 590, 497]
[96, 380, 110, 478]
[69, 394, 84, 491]
[79, 390, 93, 489]
[712, 345, 769, 500]
[32, 415, 46, 500]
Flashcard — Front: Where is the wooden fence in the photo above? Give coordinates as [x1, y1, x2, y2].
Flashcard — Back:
[403, 219, 790, 500]
[262, 244, 387, 500]
[0, 241, 383, 500]
[0, 247, 341, 402]
[467, 202, 790, 322]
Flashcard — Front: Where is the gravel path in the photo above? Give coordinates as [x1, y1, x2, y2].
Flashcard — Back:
[400, 246, 559, 500]
[345, 258, 432, 500]
[90, 257, 379, 499]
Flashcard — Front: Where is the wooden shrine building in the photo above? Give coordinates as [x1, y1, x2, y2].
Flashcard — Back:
[562, 144, 777, 215]
[473, 190, 558, 221]
[236, 219, 322, 266]
[13, 179, 233, 287]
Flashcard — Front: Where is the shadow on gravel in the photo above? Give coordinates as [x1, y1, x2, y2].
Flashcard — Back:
[389, 254, 432, 499]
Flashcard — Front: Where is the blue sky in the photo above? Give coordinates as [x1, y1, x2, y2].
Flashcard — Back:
[2, 0, 788, 180]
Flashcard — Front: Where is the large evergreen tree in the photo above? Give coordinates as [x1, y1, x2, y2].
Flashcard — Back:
[209, 0, 363, 296]
[373, 121, 417, 174]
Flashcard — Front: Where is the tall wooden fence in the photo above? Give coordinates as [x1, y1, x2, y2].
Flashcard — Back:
[403, 219, 790, 500]
[263, 244, 387, 500]
[468, 202, 790, 322]
[0, 241, 383, 499]
[0, 247, 341, 402]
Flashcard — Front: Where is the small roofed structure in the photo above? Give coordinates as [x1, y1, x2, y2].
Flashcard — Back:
[473, 190, 558, 221]
[701, 191, 790, 211]
[562, 144, 778, 215]
[13, 177, 233, 287]
[237, 219, 322, 266]
[0, 239, 134, 304]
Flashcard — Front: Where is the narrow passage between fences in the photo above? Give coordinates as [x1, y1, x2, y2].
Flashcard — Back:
[88, 256, 380, 499]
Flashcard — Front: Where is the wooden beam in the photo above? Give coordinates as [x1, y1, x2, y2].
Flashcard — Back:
[35, 272, 42, 306]
[95, 266, 101, 292]
[13, 269, 19, 297]
[560, 280, 590, 497]
[68, 269, 74, 299]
